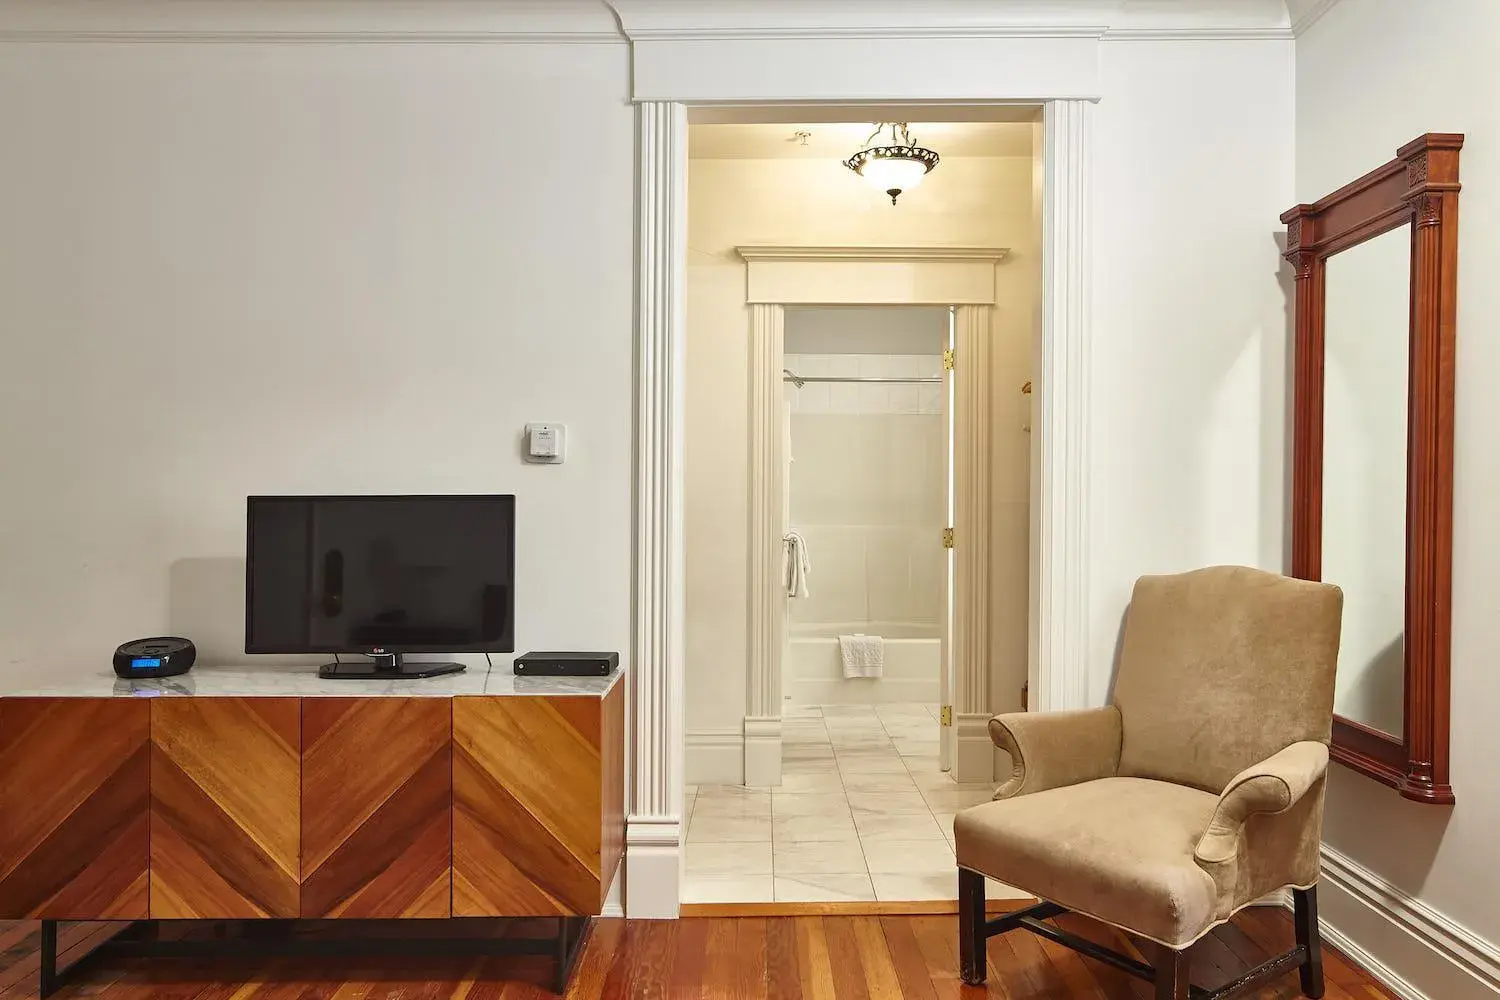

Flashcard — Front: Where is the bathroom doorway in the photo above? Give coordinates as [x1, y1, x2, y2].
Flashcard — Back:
[779, 305, 952, 765]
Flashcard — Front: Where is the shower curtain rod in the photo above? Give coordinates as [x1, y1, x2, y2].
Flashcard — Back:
[782, 369, 941, 386]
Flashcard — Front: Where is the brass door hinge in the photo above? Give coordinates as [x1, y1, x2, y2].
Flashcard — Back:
[940, 705, 953, 726]
[942, 527, 955, 549]
[942, 348, 956, 372]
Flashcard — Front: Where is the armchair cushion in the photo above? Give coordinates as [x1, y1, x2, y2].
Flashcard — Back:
[956, 777, 1219, 948]
[989, 706, 1122, 799]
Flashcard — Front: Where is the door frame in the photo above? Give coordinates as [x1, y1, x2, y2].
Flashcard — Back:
[735, 247, 1006, 788]
[629, 100, 1094, 917]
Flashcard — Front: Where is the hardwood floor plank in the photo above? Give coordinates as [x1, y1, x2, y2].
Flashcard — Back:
[795, 918, 837, 1000]
[0, 911, 1401, 1000]
[874, 917, 937, 1000]
[820, 918, 869, 1000]
[849, 917, 901, 1000]
[563, 919, 624, 1000]
[764, 919, 804, 1000]
[730, 918, 768, 1000]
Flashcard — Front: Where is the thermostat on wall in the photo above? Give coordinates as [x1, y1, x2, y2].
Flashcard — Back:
[525, 423, 565, 464]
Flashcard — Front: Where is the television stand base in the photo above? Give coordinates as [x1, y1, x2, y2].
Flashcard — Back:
[318, 653, 466, 679]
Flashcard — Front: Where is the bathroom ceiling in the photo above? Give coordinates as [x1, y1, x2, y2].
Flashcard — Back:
[688, 121, 1034, 160]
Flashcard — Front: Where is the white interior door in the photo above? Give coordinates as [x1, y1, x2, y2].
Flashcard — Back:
[940, 307, 957, 771]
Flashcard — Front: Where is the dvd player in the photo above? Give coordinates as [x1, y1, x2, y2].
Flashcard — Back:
[513, 651, 618, 677]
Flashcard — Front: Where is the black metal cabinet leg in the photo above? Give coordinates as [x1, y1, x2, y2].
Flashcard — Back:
[1294, 886, 1326, 999]
[39, 921, 60, 998]
[1154, 943, 1189, 1000]
[958, 867, 986, 985]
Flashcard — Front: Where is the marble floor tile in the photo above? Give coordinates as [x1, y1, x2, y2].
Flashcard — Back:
[783, 745, 837, 766]
[686, 813, 772, 844]
[871, 871, 957, 901]
[784, 704, 824, 719]
[772, 839, 868, 875]
[775, 771, 848, 794]
[893, 738, 942, 756]
[845, 790, 933, 814]
[773, 873, 876, 903]
[820, 705, 879, 718]
[836, 754, 910, 774]
[839, 772, 920, 793]
[695, 785, 771, 801]
[860, 838, 955, 874]
[685, 841, 774, 876]
[852, 810, 946, 841]
[771, 792, 851, 818]
[987, 877, 1032, 899]
[690, 796, 772, 820]
[681, 874, 774, 904]
[922, 787, 996, 812]
[773, 812, 859, 842]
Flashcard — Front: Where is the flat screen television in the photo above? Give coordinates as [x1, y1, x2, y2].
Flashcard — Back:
[245, 495, 515, 678]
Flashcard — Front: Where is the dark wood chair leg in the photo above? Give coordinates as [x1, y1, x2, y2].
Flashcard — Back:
[958, 867, 986, 985]
[1294, 886, 1326, 999]
[1154, 943, 1189, 1000]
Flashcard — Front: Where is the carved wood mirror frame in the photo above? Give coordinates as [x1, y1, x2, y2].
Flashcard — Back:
[1281, 133, 1462, 805]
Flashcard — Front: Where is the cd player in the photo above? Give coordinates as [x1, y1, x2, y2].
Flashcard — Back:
[113, 637, 196, 679]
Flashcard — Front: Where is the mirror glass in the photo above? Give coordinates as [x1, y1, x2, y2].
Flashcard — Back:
[1321, 223, 1410, 737]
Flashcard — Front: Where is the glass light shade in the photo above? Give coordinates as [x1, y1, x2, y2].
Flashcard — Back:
[860, 156, 931, 196]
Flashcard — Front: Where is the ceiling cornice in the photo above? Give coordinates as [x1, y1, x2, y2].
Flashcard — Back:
[0, 0, 624, 43]
[1286, 0, 1344, 36]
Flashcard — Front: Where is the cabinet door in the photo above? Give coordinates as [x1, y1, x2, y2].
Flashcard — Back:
[300, 698, 451, 917]
[150, 698, 300, 918]
[0, 698, 149, 918]
[452, 696, 605, 916]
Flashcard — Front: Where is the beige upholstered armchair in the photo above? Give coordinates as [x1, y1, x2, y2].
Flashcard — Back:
[954, 566, 1342, 1000]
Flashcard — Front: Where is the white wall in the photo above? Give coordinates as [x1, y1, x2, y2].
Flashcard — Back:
[1089, 38, 1296, 702]
[685, 151, 1035, 781]
[1298, 3, 1500, 995]
[0, 42, 635, 679]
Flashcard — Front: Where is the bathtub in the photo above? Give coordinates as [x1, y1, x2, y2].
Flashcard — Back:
[785, 621, 941, 706]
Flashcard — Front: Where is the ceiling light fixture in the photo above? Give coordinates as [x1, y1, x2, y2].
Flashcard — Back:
[844, 122, 940, 205]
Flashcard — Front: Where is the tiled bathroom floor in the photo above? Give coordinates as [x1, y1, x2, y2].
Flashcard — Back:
[683, 702, 1025, 904]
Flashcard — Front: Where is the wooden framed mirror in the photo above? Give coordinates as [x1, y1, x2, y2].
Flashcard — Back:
[1281, 134, 1462, 805]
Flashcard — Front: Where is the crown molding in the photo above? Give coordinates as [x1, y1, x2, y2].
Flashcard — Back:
[0, 0, 625, 43]
[610, 0, 1300, 43]
[736, 245, 1010, 264]
[1287, 0, 1343, 36]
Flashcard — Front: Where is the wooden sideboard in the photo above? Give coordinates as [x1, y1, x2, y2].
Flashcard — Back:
[0, 665, 624, 994]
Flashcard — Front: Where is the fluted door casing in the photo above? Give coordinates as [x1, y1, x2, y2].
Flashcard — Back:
[299, 698, 452, 918]
[150, 698, 300, 918]
[0, 698, 150, 918]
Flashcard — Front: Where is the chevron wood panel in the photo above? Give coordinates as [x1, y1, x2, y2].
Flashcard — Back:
[453, 693, 619, 917]
[0, 698, 149, 919]
[149, 698, 300, 918]
[300, 698, 451, 918]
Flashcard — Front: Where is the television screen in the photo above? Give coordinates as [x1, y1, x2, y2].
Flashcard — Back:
[245, 495, 515, 654]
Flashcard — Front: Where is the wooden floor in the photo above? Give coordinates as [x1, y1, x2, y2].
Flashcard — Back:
[0, 909, 1395, 999]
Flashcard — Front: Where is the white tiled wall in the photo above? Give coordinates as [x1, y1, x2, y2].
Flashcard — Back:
[786, 353, 946, 638]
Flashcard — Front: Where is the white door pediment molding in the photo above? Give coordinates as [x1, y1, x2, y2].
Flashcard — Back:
[736, 245, 1011, 306]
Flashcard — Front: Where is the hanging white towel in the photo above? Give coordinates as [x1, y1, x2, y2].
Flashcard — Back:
[783, 531, 811, 598]
[839, 633, 884, 679]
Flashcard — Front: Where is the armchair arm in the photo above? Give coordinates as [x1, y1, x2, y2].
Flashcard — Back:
[1194, 741, 1329, 865]
[989, 706, 1122, 799]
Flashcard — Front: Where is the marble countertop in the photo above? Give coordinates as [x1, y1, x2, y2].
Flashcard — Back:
[0, 662, 622, 699]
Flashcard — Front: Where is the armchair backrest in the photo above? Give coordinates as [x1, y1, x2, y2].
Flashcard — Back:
[1111, 565, 1343, 794]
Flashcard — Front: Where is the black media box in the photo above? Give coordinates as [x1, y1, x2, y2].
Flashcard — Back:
[514, 651, 619, 678]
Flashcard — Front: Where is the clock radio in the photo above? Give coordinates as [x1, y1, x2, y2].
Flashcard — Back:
[113, 637, 196, 679]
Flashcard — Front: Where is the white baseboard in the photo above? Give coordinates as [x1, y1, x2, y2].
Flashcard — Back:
[685, 728, 743, 785]
[1315, 844, 1500, 999]
[624, 816, 681, 919]
[954, 713, 996, 784]
[743, 716, 782, 787]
